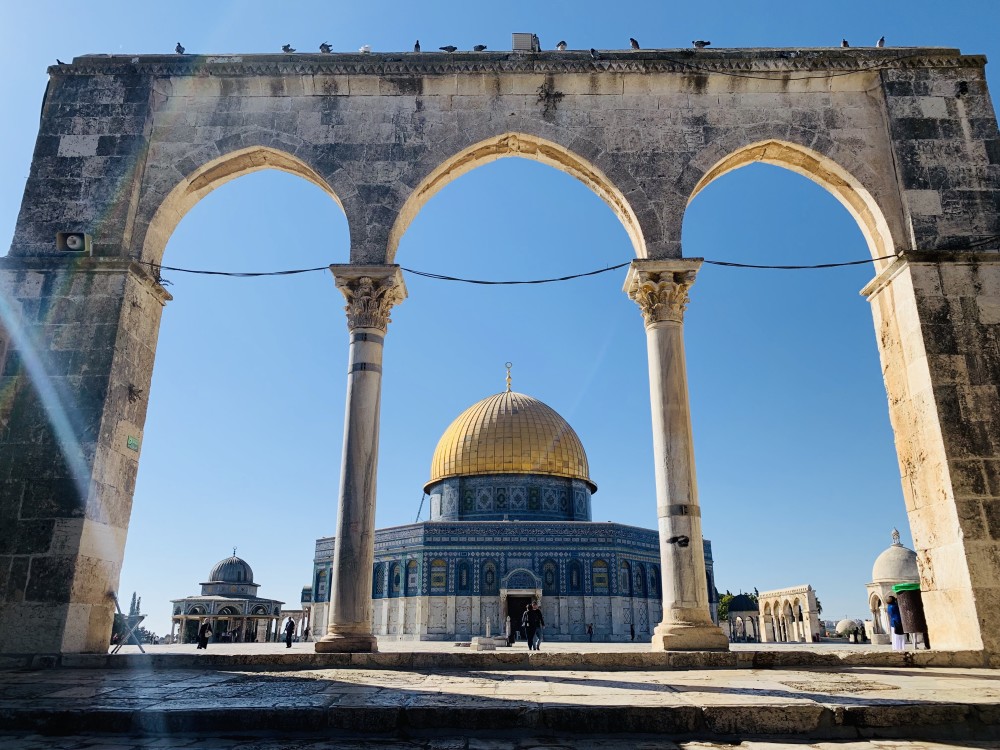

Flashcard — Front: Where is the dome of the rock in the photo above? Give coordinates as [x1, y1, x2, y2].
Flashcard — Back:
[426, 390, 596, 492]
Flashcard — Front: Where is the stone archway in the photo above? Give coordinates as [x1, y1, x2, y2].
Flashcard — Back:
[1, 46, 998, 658]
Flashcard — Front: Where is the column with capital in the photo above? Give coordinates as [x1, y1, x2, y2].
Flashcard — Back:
[624, 259, 729, 651]
[316, 265, 407, 653]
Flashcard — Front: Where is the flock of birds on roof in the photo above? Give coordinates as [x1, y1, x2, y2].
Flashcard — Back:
[171, 36, 888, 57]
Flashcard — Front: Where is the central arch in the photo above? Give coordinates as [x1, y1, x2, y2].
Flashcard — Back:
[386, 133, 647, 262]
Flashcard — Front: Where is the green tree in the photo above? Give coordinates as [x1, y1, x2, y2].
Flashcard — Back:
[717, 591, 734, 621]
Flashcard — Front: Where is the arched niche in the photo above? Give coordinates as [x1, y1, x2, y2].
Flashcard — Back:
[386, 133, 647, 262]
[141, 146, 345, 265]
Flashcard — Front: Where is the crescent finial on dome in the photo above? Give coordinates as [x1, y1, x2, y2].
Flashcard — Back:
[505, 362, 512, 392]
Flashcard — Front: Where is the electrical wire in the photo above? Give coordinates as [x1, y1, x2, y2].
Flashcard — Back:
[137, 236, 999, 286]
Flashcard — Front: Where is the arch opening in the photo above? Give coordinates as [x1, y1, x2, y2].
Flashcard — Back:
[689, 140, 896, 269]
[387, 133, 646, 262]
[141, 146, 345, 264]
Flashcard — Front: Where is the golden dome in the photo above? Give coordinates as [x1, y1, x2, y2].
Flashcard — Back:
[425, 390, 596, 492]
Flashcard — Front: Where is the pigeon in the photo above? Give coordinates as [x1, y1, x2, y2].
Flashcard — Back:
[439, 45, 457, 53]
[319, 42, 332, 53]
[876, 35, 885, 48]
[282, 44, 296, 53]
[414, 40, 420, 52]
[473, 44, 487, 52]
[56, 58, 66, 65]
[692, 40, 711, 49]
[555, 40, 567, 51]
[630, 37, 640, 50]
[175, 42, 185, 55]
[359, 44, 372, 54]
[590, 48, 600, 60]
[841, 39, 849, 48]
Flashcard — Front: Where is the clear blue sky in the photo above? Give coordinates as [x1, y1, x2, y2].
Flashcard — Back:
[2, 1, 998, 636]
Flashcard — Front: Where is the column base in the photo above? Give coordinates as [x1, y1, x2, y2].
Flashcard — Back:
[314, 634, 378, 653]
[650, 621, 730, 651]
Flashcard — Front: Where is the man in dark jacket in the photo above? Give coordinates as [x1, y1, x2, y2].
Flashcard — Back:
[525, 601, 545, 650]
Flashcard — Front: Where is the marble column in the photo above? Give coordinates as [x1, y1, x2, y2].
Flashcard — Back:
[316, 265, 407, 653]
[624, 259, 729, 651]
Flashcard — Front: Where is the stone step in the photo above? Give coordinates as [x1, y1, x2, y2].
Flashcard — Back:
[1, 648, 986, 672]
[1, 700, 998, 740]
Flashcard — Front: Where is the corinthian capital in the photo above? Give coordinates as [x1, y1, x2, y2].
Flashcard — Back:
[330, 265, 408, 332]
[623, 259, 702, 326]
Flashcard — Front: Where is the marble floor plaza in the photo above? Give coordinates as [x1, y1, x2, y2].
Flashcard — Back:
[2, 640, 999, 746]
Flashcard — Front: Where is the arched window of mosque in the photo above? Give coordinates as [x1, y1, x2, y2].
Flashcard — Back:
[482, 561, 498, 595]
[373, 563, 385, 597]
[430, 559, 447, 593]
[542, 560, 558, 595]
[635, 564, 647, 598]
[619, 561, 632, 595]
[463, 490, 474, 511]
[457, 561, 471, 593]
[390, 563, 402, 596]
[592, 560, 609, 593]
[496, 488, 507, 509]
[650, 566, 661, 598]
[406, 560, 419, 595]
[568, 560, 582, 592]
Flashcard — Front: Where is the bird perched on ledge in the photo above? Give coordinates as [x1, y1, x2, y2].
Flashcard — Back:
[841, 39, 850, 47]
[473, 44, 487, 51]
[630, 37, 640, 49]
[556, 40, 567, 51]
[693, 40, 711, 49]
[414, 40, 420, 52]
[319, 42, 332, 53]
[590, 48, 600, 60]
[876, 35, 885, 47]
[175, 42, 185, 54]
[281, 44, 295, 53]
[439, 45, 458, 52]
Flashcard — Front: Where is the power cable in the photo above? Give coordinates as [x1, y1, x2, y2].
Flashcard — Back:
[136, 236, 999, 286]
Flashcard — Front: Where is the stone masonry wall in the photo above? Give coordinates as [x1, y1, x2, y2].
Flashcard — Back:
[0, 259, 168, 651]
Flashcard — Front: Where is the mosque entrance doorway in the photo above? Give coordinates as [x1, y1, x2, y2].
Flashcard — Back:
[506, 596, 532, 638]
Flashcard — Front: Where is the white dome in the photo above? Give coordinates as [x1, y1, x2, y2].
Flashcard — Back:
[872, 543, 919, 584]
[836, 618, 858, 634]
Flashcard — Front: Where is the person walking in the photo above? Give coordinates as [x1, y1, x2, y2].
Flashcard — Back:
[303, 626, 310, 642]
[525, 601, 545, 651]
[197, 620, 213, 650]
[886, 595, 905, 651]
[587, 623, 593, 642]
[630, 623, 635, 641]
[284, 618, 295, 648]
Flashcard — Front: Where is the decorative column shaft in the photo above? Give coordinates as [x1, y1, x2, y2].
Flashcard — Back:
[315, 265, 407, 653]
[624, 259, 729, 651]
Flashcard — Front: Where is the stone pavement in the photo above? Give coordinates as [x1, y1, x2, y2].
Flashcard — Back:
[2, 737, 1000, 750]
[2, 661, 1000, 744]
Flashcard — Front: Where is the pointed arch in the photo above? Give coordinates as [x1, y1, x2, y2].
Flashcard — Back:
[386, 132, 647, 262]
[140, 146, 346, 264]
[687, 139, 897, 270]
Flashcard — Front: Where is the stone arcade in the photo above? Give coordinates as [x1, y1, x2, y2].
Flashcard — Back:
[307, 374, 719, 642]
[0, 45, 998, 659]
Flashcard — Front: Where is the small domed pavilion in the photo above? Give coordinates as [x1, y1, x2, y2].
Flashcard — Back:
[866, 528, 919, 644]
[170, 551, 284, 644]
